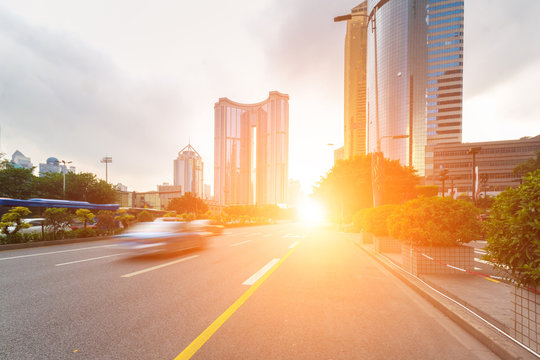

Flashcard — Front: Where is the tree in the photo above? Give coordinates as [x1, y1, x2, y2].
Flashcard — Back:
[137, 211, 153, 222]
[484, 170, 540, 286]
[513, 150, 540, 176]
[96, 210, 117, 234]
[167, 192, 209, 215]
[0, 207, 31, 235]
[75, 209, 95, 229]
[313, 155, 419, 223]
[115, 209, 135, 228]
[43, 208, 73, 239]
[0, 165, 35, 199]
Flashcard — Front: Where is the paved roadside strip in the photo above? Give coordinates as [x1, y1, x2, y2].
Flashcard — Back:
[0, 236, 114, 251]
[352, 239, 538, 360]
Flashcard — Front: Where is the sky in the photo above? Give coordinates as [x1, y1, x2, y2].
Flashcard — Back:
[0, 0, 539, 194]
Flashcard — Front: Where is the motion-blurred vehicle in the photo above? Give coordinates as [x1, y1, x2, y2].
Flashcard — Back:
[69, 219, 97, 230]
[154, 217, 183, 222]
[189, 219, 224, 236]
[0, 218, 46, 235]
[114, 221, 207, 253]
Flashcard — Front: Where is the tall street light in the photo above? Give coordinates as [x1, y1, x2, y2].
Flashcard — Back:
[101, 156, 112, 183]
[58, 159, 72, 199]
[467, 147, 482, 205]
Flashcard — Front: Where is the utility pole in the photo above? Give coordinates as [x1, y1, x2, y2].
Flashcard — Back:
[101, 156, 112, 183]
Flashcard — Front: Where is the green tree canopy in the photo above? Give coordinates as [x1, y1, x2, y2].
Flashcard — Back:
[313, 155, 419, 223]
[513, 150, 540, 176]
[484, 170, 540, 286]
[0, 165, 35, 199]
[115, 209, 135, 228]
[167, 193, 209, 215]
[96, 210, 117, 234]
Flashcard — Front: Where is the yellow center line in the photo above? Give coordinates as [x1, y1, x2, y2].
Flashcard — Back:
[174, 243, 301, 360]
[484, 277, 500, 283]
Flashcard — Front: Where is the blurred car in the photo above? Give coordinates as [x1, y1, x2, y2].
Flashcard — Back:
[189, 219, 224, 236]
[114, 221, 207, 253]
[0, 218, 46, 235]
[69, 219, 97, 230]
[154, 217, 183, 222]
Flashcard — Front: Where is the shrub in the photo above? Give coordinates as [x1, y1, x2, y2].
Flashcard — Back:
[0, 207, 32, 235]
[484, 170, 540, 286]
[115, 209, 135, 229]
[43, 208, 73, 240]
[361, 205, 398, 236]
[137, 211, 153, 223]
[72, 228, 97, 238]
[415, 185, 439, 198]
[97, 210, 117, 234]
[388, 197, 481, 247]
[75, 209, 95, 229]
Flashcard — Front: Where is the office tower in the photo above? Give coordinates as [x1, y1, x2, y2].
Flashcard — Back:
[39, 157, 75, 176]
[336, 2, 369, 159]
[173, 144, 204, 198]
[214, 91, 289, 206]
[426, 0, 464, 145]
[10, 150, 33, 169]
[366, 0, 429, 175]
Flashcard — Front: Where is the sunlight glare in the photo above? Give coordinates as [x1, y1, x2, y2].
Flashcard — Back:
[299, 199, 326, 226]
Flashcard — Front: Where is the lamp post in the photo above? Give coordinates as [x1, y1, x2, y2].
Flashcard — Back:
[439, 168, 449, 197]
[59, 160, 72, 199]
[467, 147, 482, 205]
[101, 156, 112, 183]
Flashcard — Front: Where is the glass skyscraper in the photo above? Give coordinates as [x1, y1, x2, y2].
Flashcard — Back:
[365, 0, 464, 176]
[214, 91, 289, 206]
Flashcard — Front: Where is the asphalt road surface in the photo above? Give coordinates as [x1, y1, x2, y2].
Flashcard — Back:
[0, 223, 500, 359]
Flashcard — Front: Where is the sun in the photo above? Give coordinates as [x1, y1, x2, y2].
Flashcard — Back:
[298, 199, 326, 226]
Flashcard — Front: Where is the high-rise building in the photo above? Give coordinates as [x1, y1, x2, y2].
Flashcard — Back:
[173, 144, 204, 198]
[39, 157, 75, 176]
[10, 150, 33, 169]
[366, 0, 429, 176]
[214, 91, 289, 206]
[426, 0, 464, 147]
[336, 2, 369, 159]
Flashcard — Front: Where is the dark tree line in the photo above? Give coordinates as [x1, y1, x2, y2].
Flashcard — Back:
[0, 158, 117, 204]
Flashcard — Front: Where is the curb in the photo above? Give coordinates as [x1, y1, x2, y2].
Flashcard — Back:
[353, 239, 537, 360]
[0, 236, 113, 251]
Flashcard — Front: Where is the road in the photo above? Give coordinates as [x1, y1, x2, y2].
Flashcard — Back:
[0, 223, 500, 359]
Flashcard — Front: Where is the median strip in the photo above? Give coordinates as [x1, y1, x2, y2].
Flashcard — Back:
[120, 255, 199, 278]
[174, 243, 301, 360]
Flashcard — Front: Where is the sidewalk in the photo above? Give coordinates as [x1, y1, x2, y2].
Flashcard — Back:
[346, 234, 538, 360]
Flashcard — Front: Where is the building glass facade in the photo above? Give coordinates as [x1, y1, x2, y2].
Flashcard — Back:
[366, 0, 428, 175]
[426, 0, 464, 148]
[343, 2, 369, 159]
[214, 91, 289, 206]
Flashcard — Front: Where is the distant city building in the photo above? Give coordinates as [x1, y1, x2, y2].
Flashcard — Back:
[287, 179, 303, 208]
[334, 147, 345, 163]
[336, 2, 368, 159]
[157, 183, 183, 210]
[214, 91, 289, 206]
[366, 0, 429, 176]
[173, 144, 204, 198]
[425, 135, 540, 196]
[39, 157, 75, 177]
[115, 183, 128, 192]
[203, 184, 212, 200]
[10, 150, 33, 169]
